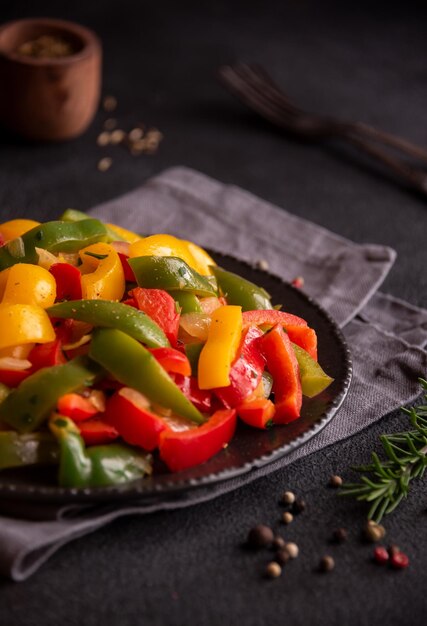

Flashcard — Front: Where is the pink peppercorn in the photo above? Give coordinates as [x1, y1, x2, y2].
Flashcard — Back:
[390, 552, 409, 569]
[373, 546, 389, 565]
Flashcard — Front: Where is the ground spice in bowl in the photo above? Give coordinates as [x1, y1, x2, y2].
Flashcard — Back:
[15, 34, 75, 58]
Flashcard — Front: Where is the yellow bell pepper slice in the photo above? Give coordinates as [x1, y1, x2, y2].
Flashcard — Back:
[106, 223, 142, 244]
[198, 305, 242, 389]
[79, 242, 125, 301]
[1, 264, 56, 308]
[0, 219, 40, 242]
[129, 234, 216, 276]
[0, 304, 55, 350]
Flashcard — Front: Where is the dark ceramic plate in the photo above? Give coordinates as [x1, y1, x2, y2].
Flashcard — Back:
[0, 253, 352, 504]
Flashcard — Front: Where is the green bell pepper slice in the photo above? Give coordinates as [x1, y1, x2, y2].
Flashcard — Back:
[292, 343, 334, 397]
[90, 328, 205, 424]
[184, 342, 204, 376]
[0, 219, 108, 270]
[60, 209, 127, 243]
[50, 416, 152, 487]
[128, 256, 218, 297]
[211, 266, 273, 311]
[48, 299, 170, 348]
[0, 431, 59, 470]
[0, 356, 102, 433]
[169, 291, 202, 314]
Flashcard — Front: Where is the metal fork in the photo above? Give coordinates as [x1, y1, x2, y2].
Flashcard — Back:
[218, 63, 427, 196]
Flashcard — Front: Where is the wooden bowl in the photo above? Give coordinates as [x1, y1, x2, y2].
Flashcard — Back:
[0, 18, 102, 141]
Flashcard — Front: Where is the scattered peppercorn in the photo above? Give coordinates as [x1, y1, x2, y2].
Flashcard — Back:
[390, 551, 409, 570]
[265, 561, 282, 579]
[291, 276, 304, 288]
[292, 498, 306, 514]
[388, 544, 400, 558]
[285, 542, 299, 559]
[110, 129, 126, 145]
[128, 127, 144, 142]
[319, 555, 335, 572]
[256, 259, 269, 271]
[97, 132, 111, 147]
[272, 536, 286, 550]
[332, 528, 348, 544]
[373, 546, 389, 565]
[329, 475, 343, 488]
[282, 490, 296, 505]
[364, 520, 386, 543]
[104, 118, 117, 131]
[282, 512, 293, 525]
[103, 95, 118, 112]
[97, 157, 112, 172]
[247, 524, 274, 549]
[275, 548, 290, 565]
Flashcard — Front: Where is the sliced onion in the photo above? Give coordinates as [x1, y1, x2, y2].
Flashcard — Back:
[0, 357, 31, 371]
[199, 297, 222, 314]
[110, 241, 131, 256]
[162, 415, 196, 432]
[62, 334, 92, 350]
[35, 247, 58, 269]
[179, 312, 211, 341]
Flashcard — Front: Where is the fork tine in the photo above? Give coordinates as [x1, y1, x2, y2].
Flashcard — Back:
[235, 64, 303, 116]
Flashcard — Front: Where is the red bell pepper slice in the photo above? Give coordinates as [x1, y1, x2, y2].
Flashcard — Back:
[159, 408, 237, 472]
[237, 397, 275, 429]
[118, 253, 136, 282]
[0, 369, 30, 387]
[51, 318, 76, 344]
[242, 310, 318, 360]
[130, 287, 180, 346]
[173, 374, 213, 413]
[104, 387, 169, 451]
[28, 338, 66, 372]
[57, 393, 100, 422]
[49, 263, 82, 301]
[149, 347, 192, 377]
[214, 326, 265, 408]
[78, 419, 119, 446]
[260, 324, 302, 424]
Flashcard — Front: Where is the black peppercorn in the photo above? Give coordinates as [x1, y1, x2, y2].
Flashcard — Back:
[292, 498, 306, 514]
[275, 549, 290, 565]
[272, 536, 286, 550]
[332, 528, 348, 544]
[247, 524, 274, 548]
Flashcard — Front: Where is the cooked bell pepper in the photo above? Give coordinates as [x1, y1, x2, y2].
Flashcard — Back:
[49, 415, 151, 487]
[48, 299, 169, 348]
[0, 356, 101, 433]
[0, 431, 58, 470]
[49, 263, 83, 301]
[214, 325, 265, 408]
[0, 304, 55, 350]
[169, 291, 202, 314]
[184, 342, 204, 375]
[1, 263, 57, 309]
[260, 324, 302, 423]
[242, 309, 318, 360]
[128, 256, 218, 297]
[0, 219, 40, 242]
[57, 391, 103, 422]
[60, 209, 131, 243]
[77, 418, 119, 446]
[89, 328, 204, 424]
[28, 338, 66, 372]
[130, 287, 180, 346]
[118, 253, 136, 282]
[0, 219, 108, 272]
[159, 408, 237, 472]
[237, 398, 275, 429]
[0, 369, 29, 387]
[211, 266, 273, 311]
[292, 343, 334, 397]
[79, 243, 125, 301]
[149, 347, 192, 376]
[104, 387, 170, 451]
[198, 305, 243, 390]
[129, 234, 215, 276]
[172, 374, 213, 413]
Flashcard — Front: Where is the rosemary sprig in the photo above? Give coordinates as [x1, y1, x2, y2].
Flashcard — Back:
[340, 378, 427, 522]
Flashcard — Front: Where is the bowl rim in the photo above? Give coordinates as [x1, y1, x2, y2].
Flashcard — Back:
[0, 17, 101, 66]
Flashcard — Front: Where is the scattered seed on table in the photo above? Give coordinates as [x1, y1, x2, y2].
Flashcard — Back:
[256, 259, 269, 271]
[272, 536, 286, 550]
[247, 524, 274, 548]
[97, 157, 112, 172]
[97, 131, 111, 147]
[364, 520, 385, 542]
[104, 118, 117, 131]
[103, 95, 117, 112]
[291, 276, 304, 288]
[128, 127, 144, 142]
[285, 542, 299, 559]
[282, 490, 295, 505]
[332, 528, 348, 544]
[373, 546, 389, 565]
[110, 129, 126, 145]
[292, 498, 306, 514]
[282, 512, 293, 525]
[265, 562, 282, 579]
[319, 555, 335, 572]
[329, 475, 343, 488]
[275, 549, 290, 565]
[390, 551, 409, 570]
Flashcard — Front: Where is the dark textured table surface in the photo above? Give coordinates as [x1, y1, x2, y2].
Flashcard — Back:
[1, 1, 426, 624]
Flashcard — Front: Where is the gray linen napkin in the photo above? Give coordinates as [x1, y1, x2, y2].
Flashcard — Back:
[1, 167, 426, 581]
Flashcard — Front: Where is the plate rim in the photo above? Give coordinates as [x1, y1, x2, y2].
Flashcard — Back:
[0, 252, 352, 504]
